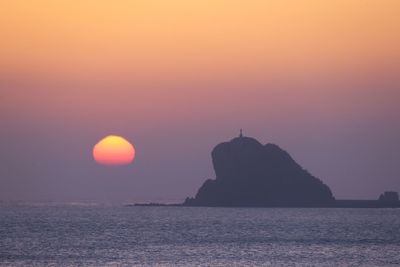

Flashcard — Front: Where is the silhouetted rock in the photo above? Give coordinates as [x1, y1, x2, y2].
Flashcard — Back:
[379, 191, 399, 203]
[184, 133, 335, 207]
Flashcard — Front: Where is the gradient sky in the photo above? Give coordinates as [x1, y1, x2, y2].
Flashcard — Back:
[1, 1, 399, 202]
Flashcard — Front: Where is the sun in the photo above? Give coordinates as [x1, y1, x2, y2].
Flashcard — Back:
[93, 135, 135, 166]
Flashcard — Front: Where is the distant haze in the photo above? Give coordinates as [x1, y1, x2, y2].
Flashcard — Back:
[1, 1, 399, 202]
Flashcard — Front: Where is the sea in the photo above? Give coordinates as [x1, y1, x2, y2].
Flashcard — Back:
[1, 204, 399, 266]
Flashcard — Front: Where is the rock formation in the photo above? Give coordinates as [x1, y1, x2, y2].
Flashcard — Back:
[184, 132, 335, 207]
[378, 191, 399, 203]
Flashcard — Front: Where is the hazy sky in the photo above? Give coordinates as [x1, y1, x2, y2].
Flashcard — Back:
[1, 1, 399, 202]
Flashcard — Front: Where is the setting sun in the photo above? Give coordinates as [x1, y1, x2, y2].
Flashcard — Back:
[93, 135, 135, 166]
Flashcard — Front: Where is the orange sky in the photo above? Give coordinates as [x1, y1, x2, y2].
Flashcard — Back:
[1, 1, 400, 201]
[1, 0, 399, 79]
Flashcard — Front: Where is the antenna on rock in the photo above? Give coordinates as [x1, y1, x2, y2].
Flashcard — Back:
[239, 128, 243, 138]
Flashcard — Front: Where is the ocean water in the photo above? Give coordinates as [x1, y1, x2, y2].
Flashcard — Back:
[1, 204, 399, 266]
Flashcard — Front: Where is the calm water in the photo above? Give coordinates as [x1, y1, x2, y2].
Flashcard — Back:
[1, 204, 399, 266]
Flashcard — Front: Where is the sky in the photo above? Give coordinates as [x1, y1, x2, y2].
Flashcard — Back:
[1, 0, 399, 202]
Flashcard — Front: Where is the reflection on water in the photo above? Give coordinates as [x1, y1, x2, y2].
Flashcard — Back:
[1, 204, 400, 266]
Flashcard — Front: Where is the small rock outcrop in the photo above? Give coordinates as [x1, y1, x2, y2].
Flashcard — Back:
[184, 133, 334, 207]
[378, 191, 399, 203]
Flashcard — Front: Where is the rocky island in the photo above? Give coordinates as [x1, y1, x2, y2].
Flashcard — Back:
[184, 131, 334, 207]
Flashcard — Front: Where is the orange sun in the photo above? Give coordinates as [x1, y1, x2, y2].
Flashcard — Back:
[93, 135, 135, 165]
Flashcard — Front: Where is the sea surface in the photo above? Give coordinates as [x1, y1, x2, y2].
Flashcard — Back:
[1, 204, 399, 266]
